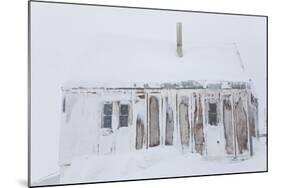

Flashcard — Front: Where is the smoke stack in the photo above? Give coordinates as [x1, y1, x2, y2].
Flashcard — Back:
[177, 22, 183, 57]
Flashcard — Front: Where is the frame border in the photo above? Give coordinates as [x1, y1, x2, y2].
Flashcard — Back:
[28, 0, 268, 187]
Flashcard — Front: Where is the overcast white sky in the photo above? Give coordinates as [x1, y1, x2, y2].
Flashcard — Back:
[30, 1, 267, 182]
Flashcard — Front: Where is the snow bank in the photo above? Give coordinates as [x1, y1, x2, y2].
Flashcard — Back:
[60, 138, 266, 184]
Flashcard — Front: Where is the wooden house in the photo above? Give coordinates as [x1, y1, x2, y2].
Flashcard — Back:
[58, 23, 259, 173]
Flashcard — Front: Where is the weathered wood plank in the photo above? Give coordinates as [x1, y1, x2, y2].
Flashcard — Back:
[165, 97, 174, 145]
[194, 95, 204, 154]
[248, 107, 256, 137]
[135, 115, 144, 150]
[235, 98, 248, 154]
[223, 98, 234, 155]
[149, 96, 160, 147]
[179, 97, 190, 148]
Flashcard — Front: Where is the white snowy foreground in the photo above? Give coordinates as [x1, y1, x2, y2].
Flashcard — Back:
[33, 137, 267, 186]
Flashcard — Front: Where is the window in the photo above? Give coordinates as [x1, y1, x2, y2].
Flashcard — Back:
[119, 104, 129, 127]
[102, 103, 113, 128]
[208, 103, 217, 126]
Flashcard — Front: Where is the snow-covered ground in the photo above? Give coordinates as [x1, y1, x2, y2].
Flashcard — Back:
[44, 137, 266, 185]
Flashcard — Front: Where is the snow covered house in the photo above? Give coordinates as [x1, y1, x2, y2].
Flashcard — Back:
[58, 23, 259, 179]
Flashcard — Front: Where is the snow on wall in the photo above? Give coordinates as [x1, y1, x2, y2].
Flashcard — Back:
[60, 85, 258, 163]
[59, 92, 101, 166]
[133, 92, 147, 150]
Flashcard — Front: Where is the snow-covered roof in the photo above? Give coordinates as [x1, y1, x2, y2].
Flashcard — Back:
[65, 35, 249, 89]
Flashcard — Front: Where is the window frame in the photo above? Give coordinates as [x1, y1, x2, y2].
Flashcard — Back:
[119, 104, 129, 128]
[102, 103, 113, 129]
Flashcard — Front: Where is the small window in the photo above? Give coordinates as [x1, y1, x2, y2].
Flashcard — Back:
[102, 103, 112, 128]
[119, 104, 129, 127]
[208, 103, 217, 126]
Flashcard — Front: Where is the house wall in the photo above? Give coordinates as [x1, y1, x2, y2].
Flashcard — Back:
[59, 88, 257, 167]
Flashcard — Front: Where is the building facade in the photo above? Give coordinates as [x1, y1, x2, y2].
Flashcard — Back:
[59, 81, 258, 172]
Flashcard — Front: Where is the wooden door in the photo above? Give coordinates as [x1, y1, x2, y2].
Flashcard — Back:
[205, 97, 224, 157]
[99, 103, 114, 154]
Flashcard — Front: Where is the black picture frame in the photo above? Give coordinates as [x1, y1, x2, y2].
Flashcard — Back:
[28, 1, 268, 187]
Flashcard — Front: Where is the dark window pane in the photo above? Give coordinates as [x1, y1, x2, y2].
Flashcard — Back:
[209, 103, 217, 112]
[104, 104, 113, 115]
[120, 105, 129, 115]
[103, 116, 112, 128]
[209, 103, 217, 126]
[119, 116, 128, 127]
[209, 114, 217, 125]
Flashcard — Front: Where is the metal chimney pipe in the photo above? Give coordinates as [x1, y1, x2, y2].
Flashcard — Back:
[177, 22, 183, 57]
